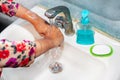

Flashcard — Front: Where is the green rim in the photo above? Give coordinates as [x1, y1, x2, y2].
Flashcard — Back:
[90, 44, 113, 57]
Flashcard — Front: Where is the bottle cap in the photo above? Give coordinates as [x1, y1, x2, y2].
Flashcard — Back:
[81, 10, 89, 24]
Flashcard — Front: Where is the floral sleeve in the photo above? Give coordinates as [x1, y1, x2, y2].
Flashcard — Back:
[0, 0, 37, 77]
[0, 39, 36, 68]
[0, 39, 36, 77]
[0, 0, 19, 17]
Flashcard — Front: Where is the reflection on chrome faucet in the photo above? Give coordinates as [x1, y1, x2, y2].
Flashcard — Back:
[45, 6, 75, 36]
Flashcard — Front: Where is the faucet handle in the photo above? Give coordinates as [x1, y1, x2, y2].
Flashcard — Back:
[45, 10, 56, 19]
[55, 16, 75, 36]
[44, 6, 75, 36]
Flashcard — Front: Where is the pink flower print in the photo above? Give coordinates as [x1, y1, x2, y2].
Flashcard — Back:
[5, 58, 18, 68]
[29, 48, 35, 56]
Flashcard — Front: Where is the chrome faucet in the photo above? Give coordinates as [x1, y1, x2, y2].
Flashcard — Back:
[45, 6, 75, 36]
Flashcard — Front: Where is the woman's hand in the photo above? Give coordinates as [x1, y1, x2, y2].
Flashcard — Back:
[30, 15, 64, 47]
[44, 26, 64, 47]
[35, 22, 64, 47]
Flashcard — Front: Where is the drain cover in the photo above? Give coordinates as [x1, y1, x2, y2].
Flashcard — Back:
[49, 62, 63, 73]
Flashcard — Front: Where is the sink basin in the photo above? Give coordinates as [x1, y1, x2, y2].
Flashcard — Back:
[1, 6, 120, 80]
[0, 24, 106, 80]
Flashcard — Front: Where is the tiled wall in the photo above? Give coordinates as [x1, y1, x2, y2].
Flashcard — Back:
[63, 0, 120, 20]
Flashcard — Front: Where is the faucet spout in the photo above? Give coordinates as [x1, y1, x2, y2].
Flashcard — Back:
[45, 6, 75, 36]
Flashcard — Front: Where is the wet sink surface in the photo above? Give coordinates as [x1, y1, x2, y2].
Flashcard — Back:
[0, 24, 105, 80]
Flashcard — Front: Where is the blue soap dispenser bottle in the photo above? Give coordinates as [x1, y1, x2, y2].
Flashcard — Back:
[76, 10, 94, 45]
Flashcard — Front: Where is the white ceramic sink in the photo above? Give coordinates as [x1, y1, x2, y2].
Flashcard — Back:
[0, 24, 106, 80]
[0, 6, 120, 80]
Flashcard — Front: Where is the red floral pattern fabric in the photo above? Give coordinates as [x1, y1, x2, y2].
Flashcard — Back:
[0, 49, 9, 59]
[16, 42, 26, 52]
[0, 0, 37, 77]
[0, 0, 19, 16]
[0, 39, 36, 67]
[0, 39, 36, 77]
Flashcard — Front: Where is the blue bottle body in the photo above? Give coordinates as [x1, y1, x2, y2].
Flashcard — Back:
[76, 25, 94, 45]
[76, 10, 94, 45]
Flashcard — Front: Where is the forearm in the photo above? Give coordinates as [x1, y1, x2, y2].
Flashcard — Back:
[0, 1, 49, 35]
[15, 5, 50, 36]
[0, 1, 63, 58]
[0, 38, 54, 68]
[0, 0, 40, 24]
[15, 5, 43, 25]
[0, 39, 36, 68]
[35, 39, 54, 57]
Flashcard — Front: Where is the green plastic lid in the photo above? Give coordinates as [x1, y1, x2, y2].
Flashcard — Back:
[90, 44, 113, 57]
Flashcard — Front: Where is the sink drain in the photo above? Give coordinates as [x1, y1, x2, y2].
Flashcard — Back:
[49, 62, 63, 73]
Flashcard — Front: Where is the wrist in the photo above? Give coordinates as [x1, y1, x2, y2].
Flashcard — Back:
[35, 39, 54, 57]
[15, 5, 50, 36]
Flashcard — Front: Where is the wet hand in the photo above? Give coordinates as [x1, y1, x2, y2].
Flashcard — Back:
[44, 26, 64, 47]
